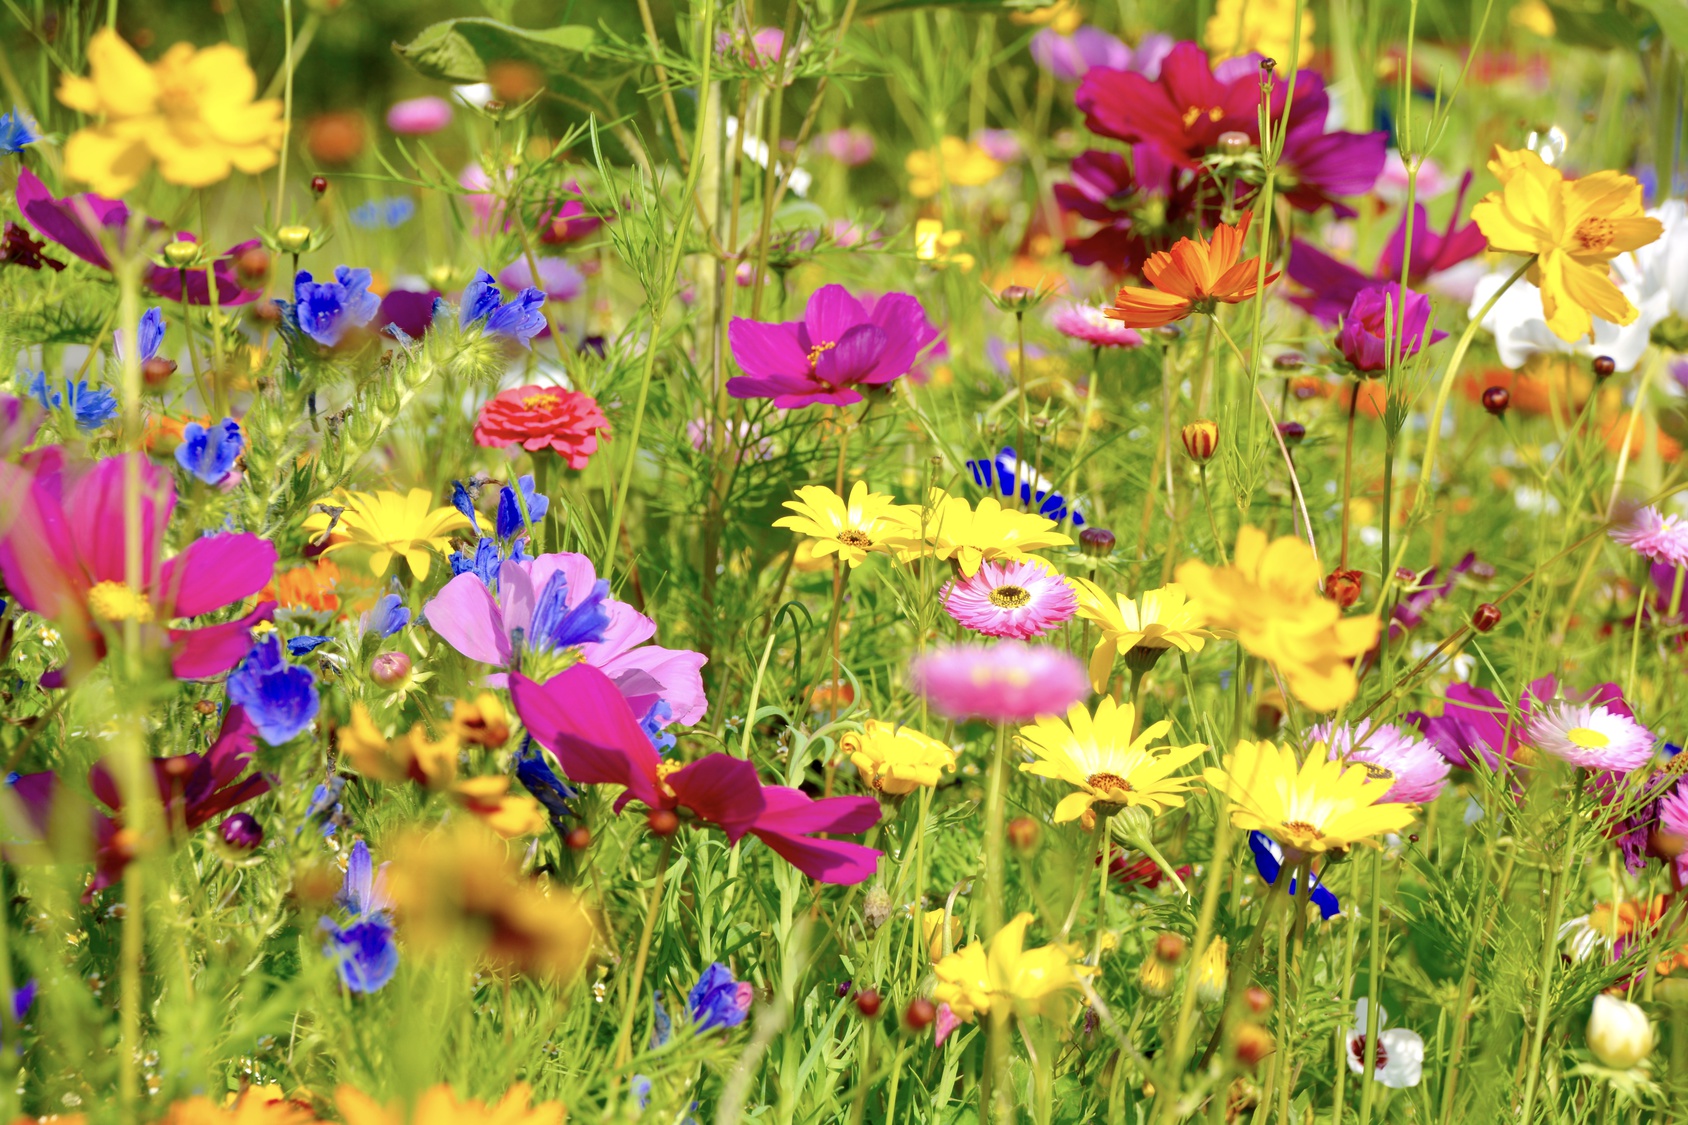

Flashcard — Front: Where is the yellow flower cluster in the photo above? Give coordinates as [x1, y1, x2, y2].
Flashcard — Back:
[932, 913, 1094, 1022]
[842, 720, 958, 794]
[337, 1084, 565, 1125]
[906, 137, 1005, 199]
[1204, 0, 1315, 64]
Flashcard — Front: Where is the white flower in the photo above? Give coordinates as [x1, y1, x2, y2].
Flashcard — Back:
[1587, 994, 1655, 1070]
[1632, 200, 1688, 321]
[1471, 256, 1667, 374]
[1345, 999, 1424, 1088]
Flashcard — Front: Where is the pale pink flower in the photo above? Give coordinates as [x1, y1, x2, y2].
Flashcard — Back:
[1610, 504, 1688, 568]
[909, 642, 1088, 723]
[934, 1002, 962, 1046]
[1524, 701, 1655, 772]
[818, 128, 876, 166]
[942, 559, 1077, 640]
[1314, 719, 1450, 804]
[386, 96, 453, 135]
[1050, 303, 1143, 348]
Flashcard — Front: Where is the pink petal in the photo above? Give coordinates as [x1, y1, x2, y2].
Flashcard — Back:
[424, 572, 513, 666]
[665, 754, 764, 841]
[0, 460, 85, 620]
[169, 601, 274, 680]
[595, 643, 709, 727]
[802, 284, 867, 347]
[66, 454, 174, 587]
[728, 318, 810, 380]
[509, 666, 662, 806]
[156, 533, 276, 618]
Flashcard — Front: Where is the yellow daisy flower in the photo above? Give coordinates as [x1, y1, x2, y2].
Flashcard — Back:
[337, 704, 459, 787]
[1204, 0, 1315, 64]
[906, 137, 1005, 199]
[303, 488, 479, 581]
[888, 489, 1073, 577]
[1203, 739, 1416, 854]
[1471, 145, 1663, 342]
[1072, 579, 1215, 690]
[932, 913, 1094, 1022]
[771, 481, 915, 567]
[1018, 697, 1208, 823]
[842, 720, 958, 794]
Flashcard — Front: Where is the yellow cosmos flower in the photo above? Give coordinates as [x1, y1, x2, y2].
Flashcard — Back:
[906, 137, 1005, 199]
[58, 29, 284, 195]
[1204, 0, 1316, 63]
[842, 720, 958, 794]
[914, 219, 976, 272]
[1072, 579, 1215, 690]
[1175, 527, 1379, 712]
[772, 481, 916, 567]
[887, 490, 1073, 577]
[931, 913, 1095, 1022]
[1203, 740, 1416, 854]
[1018, 697, 1208, 823]
[338, 704, 459, 787]
[1471, 146, 1663, 342]
[337, 1083, 564, 1125]
[303, 488, 479, 580]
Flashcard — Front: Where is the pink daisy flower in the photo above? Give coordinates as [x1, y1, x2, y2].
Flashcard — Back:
[909, 642, 1089, 723]
[1314, 719, 1451, 804]
[1610, 505, 1688, 567]
[942, 559, 1077, 640]
[1050, 303, 1143, 349]
[1524, 701, 1655, 772]
[1659, 786, 1688, 884]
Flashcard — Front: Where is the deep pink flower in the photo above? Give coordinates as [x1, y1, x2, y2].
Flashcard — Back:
[539, 180, 604, 245]
[0, 452, 276, 683]
[499, 257, 585, 303]
[727, 284, 938, 408]
[1333, 284, 1447, 373]
[1054, 147, 1189, 275]
[943, 559, 1078, 640]
[386, 96, 453, 135]
[910, 642, 1089, 723]
[376, 288, 439, 340]
[1414, 676, 1633, 770]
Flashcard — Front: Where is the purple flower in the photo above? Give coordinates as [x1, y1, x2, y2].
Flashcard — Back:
[498, 257, 585, 303]
[1275, 115, 1388, 218]
[1054, 147, 1187, 275]
[1333, 284, 1447, 373]
[227, 635, 320, 745]
[291, 267, 380, 348]
[1414, 676, 1633, 770]
[113, 307, 165, 362]
[1030, 26, 1155, 82]
[321, 839, 397, 993]
[461, 269, 547, 346]
[727, 284, 938, 408]
[817, 127, 875, 165]
[175, 418, 243, 485]
[360, 593, 410, 639]
[689, 963, 753, 1031]
[376, 289, 439, 340]
[219, 812, 264, 851]
[496, 475, 549, 541]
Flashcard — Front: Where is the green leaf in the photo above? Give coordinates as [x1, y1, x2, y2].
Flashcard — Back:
[860, 0, 1054, 12]
[393, 17, 597, 83]
[1633, 0, 1688, 52]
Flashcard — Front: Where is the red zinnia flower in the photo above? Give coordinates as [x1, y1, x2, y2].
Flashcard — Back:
[473, 385, 609, 469]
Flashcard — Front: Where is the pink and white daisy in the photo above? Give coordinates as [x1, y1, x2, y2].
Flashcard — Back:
[1524, 701, 1655, 772]
[1610, 504, 1688, 567]
[1050, 303, 1143, 349]
[942, 558, 1077, 640]
[1659, 785, 1688, 885]
[1314, 719, 1451, 804]
[909, 641, 1088, 724]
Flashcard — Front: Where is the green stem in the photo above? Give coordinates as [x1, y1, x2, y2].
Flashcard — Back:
[614, 832, 675, 1069]
[1518, 792, 1580, 1123]
[1356, 848, 1387, 1125]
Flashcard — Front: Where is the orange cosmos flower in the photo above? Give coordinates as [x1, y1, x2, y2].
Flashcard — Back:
[1104, 212, 1279, 329]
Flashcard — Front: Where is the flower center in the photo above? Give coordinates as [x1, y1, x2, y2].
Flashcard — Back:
[1350, 1034, 1389, 1071]
[806, 340, 837, 372]
[1279, 820, 1320, 843]
[1180, 105, 1224, 128]
[1088, 772, 1131, 795]
[1567, 726, 1610, 749]
[521, 392, 562, 412]
[837, 529, 873, 548]
[1572, 216, 1616, 253]
[988, 584, 1032, 609]
[654, 760, 681, 798]
[87, 581, 153, 623]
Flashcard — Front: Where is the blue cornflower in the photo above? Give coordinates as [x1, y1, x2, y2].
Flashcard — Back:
[450, 479, 480, 530]
[0, 108, 40, 154]
[290, 266, 381, 348]
[640, 700, 676, 755]
[320, 839, 398, 993]
[448, 536, 530, 590]
[175, 418, 243, 484]
[527, 571, 610, 652]
[227, 635, 320, 745]
[1249, 831, 1341, 919]
[347, 197, 416, 230]
[288, 635, 334, 656]
[461, 269, 546, 346]
[496, 475, 550, 541]
[361, 593, 411, 638]
[688, 963, 752, 1032]
[966, 446, 1087, 526]
[514, 740, 576, 832]
[28, 372, 118, 432]
[113, 307, 166, 362]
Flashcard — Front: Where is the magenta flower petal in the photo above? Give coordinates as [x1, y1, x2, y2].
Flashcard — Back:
[803, 284, 868, 348]
[65, 454, 175, 589]
[666, 754, 765, 842]
[169, 601, 275, 680]
[0, 460, 84, 620]
[866, 292, 939, 381]
[157, 533, 277, 619]
[728, 318, 810, 380]
[15, 168, 135, 269]
[595, 644, 710, 727]
[814, 323, 887, 387]
[749, 786, 882, 884]
[510, 666, 664, 807]
[910, 642, 1090, 723]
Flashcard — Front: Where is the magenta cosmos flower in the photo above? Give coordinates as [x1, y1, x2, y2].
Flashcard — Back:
[727, 284, 938, 408]
[1054, 147, 1189, 275]
[0, 451, 276, 684]
[423, 551, 707, 726]
[512, 664, 882, 883]
[1333, 284, 1447, 373]
[1314, 719, 1450, 804]
[910, 642, 1089, 723]
[943, 559, 1078, 640]
[1612, 505, 1688, 568]
[385, 96, 453, 135]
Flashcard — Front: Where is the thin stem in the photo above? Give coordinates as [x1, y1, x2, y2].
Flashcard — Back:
[613, 832, 675, 1068]
[1356, 849, 1387, 1125]
[1339, 378, 1361, 568]
[1518, 791, 1580, 1123]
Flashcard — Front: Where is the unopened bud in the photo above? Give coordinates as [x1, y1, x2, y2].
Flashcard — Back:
[1233, 1022, 1275, 1068]
[1472, 603, 1502, 633]
[1154, 933, 1186, 963]
[163, 240, 202, 268]
[371, 651, 411, 686]
[1078, 527, 1116, 559]
[904, 997, 936, 1031]
[1244, 986, 1274, 1016]
[855, 988, 882, 1018]
[1137, 953, 1175, 999]
[218, 812, 263, 853]
[564, 825, 591, 850]
[647, 808, 679, 836]
[1482, 386, 1510, 416]
[864, 886, 893, 931]
[1277, 421, 1306, 447]
[141, 357, 177, 387]
[1593, 355, 1617, 379]
[1007, 816, 1041, 853]
[310, 175, 329, 195]
[236, 246, 270, 284]
[1217, 130, 1251, 156]
[1324, 568, 1363, 609]
[1273, 352, 1305, 371]
[277, 226, 312, 254]
[1197, 939, 1229, 1005]
[1181, 419, 1219, 462]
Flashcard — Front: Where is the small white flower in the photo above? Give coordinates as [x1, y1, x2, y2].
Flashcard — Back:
[1588, 993, 1656, 1070]
[1345, 999, 1424, 1088]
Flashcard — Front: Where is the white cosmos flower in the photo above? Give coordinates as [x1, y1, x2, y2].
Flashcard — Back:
[1632, 200, 1688, 321]
[1345, 999, 1424, 1088]
[1471, 257, 1667, 374]
[1523, 701, 1655, 772]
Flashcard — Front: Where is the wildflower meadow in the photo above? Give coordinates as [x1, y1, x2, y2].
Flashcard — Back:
[5, 0, 1688, 1120]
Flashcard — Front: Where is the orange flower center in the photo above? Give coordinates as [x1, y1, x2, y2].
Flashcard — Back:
[1572, 216, 1616, 254]
[837, 529, 872, 548]
[521, 392, 562, 412]
[806, 340, 837, 372]
[1279, 820, 1320, 843]
[1180, 105, 1225, 128]
[1088, 772, 1131, 795]
[989, 584, 1032, 608]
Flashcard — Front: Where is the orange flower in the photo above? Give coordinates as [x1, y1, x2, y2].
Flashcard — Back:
[1104, 213, 1278, 329]
[264, 559, 342, 613]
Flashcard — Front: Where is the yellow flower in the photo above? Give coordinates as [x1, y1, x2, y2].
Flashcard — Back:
[906, 137, 1005, 199]
[303, 488, 479, 580]
[1010, 0, 1083, 33]
[1204, 0, 1315, 64]
[337, 704, 459, 787]
[923, 907, 963, 961]
[451, 776, 550, 839]
[1202, 740, 1415, 854]
[1471, 146, 1663, 342]
[1510, 0, 1556, 38]
[772, 482, 916, 567]
[452, 692, 512, 747]
[932, 913, 1095, 1022]
[1018, 697, 1207, 823]
[1195, 937, 1228, 1004]
[1175, 527, 1379, 712]
[58, 29, 284, 195]
[336, 1083, 565, 1125]
[914, 219, 976, 272]
[1072, 579, 1215, 690]
[842, 720, 958, 794]
[887, 490, 1073, 577]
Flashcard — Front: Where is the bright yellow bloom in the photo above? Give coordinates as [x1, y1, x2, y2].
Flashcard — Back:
[1018, 697, 1207, 823]
[1510, 0, 1556, 36]
[337, 1083, 565, 1125]
[1471, 146, 1663, 342]
[931, 913, 1095, 1022]
[914, 219, 976, 272]
[1175, 527, 1379, 712]
[1204, 0, 1315, 63]
[906, 137, 1005, 199]
[303, 489, 479, 581]
[1203, 740, 1415, 854]
[772, 482, 916, 567]
[58, 29, 284, 195]
[338, 704, 460, 787]
[1010, 0, 1082, 32]
[923, 907, 963, 961]
[887, 490, 1072, 577]
[842, 720, 958, 794]
[1072, 579, 1214, 690]
[451, 776, 550, 839]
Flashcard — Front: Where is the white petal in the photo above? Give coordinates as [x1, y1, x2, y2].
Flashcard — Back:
[1377, 1029, 1424, 1088]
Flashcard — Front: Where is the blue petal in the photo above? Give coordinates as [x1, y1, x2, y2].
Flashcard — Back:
[528, 573, 610, 652]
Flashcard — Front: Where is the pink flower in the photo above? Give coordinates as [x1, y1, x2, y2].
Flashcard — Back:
[817, 128, 875, 166]
[498, 257, 585, 303]
[1314, 719, 1450, 804]
[386, 96, 453, 135]
[1050, 303, 1143, 348]
[1525, 701, 1655, 772]
[934, 1003, 961, 1046]
[972, 128, 1022, 164]
[943, 559, 1077, 640]
[1658, 787, 1688, 884]
[539, 181, 603, 245]
[472, 385, 608, 467]
[910, 642, 1089, 723]
[1611, 504, 1688, 568]
[0, 451, 276, 684]
[423, 552, 708, 725]
[728, 284, 939, 408]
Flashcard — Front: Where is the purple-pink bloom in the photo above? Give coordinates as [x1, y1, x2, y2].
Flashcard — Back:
[817, 127, 875, 166]
[943, 559, 1077, 640]
[1050, 302, 1143, 348]
[1054, 147, 1187, 275]
[1612, 505, 1688, 568]
[1333, 284, 1446, 373]
[499, 257, 585, 303]
[972, 128, 1023, 164]
[386, 96, 453, 135]
[376, 288, 439, 340]
[727, 284, 938, 408]
[1315, 719, 1451, 804]
[910, 642, 1089, 724]
[1415, 676, 1633, 770]
[1030, 26, 1135, 82]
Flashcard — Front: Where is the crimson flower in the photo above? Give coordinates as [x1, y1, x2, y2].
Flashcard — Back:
[473, 385, 610, 468]
[1054, 147, 1192, 275]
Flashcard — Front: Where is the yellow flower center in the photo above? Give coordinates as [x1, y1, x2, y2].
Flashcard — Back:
[989, 584, 1032, 609]
[86, 581, 153, 623]
[1572, 216, 1616, 254]
[806, 340, 837, 372]
[1279, 820, 1321, 844]
[1567, 726, 1610, 749]
[837, 529, 873, 548]
[654, 760, 682, 797]
[522, 392, 561, 412]
[1088, 772, 1131, 795]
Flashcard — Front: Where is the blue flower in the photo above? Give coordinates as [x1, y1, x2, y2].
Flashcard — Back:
[28, 372, 118, 432]
[448, 536, 530, 590]
[0, 109, 40, 154]
[12, 980, 35, 1023]
[320, 840, 398, 993]
[288, 635, 334, 656]
[291, 266, 381, 348]
[347, 197, 416, 230]
[966, 446, 1087, 526]
[339, 839, 392, 918]
[361, 593, 411, 638]
[113, 307, 166, 362]
[514, 741, 576, 832]
[303, 777, 348, 837]
[527, 571, 610, 652]
[227, 635, 320, 745]
[496, 475, 550, 541]
[640, 700, 676, 755]
[1249, 831, 1340, 919]
[688, 963, 752, 1031]
[175, 418, 243, 484]
[461, 269, 546, 346]
[450, 479, 480, 529]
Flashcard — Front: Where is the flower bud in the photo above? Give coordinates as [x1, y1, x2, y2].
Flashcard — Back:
[1325, 568, 1363, 609]
[1244, 985, 1273, 1016]
[1181, 419, 1219, 462]
[1481, 386, 1510, 416]
[277, 225, 312, 254]
[1155, 933, 1186, 963]
[1217, 130, 1251, 156]
[1472, 603, 1502, 633]
[1196, 939, 1229, 1005]
[1233, 1022, 1275, 1068]
[1137, 953, 1175, 999]
[855, 988, 883, 1018]
[310, 175, 329, 195]
[864, 886, 893, 932]
[1078, 527, 1117, 560]
[1273, 352, 1305, 371]
[1277, 421, 1306, 447]
[1593, 355, 1616, 379]
[836, 979, 853, 998]
[1007, 816, 1041, 854]
[997, 284, 1036, 310]
[564, 825, 591, 850]
[163, 240, 202, 268]
[141, 357, 178, 387]
[1587, 993, 1655, 1069]
[218, 812, 263, 853]
[236, 247, 270, 284]
[647, 808, 680, 836]
[371, 651, 411, 686]
[905, 997, 936, 1031]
